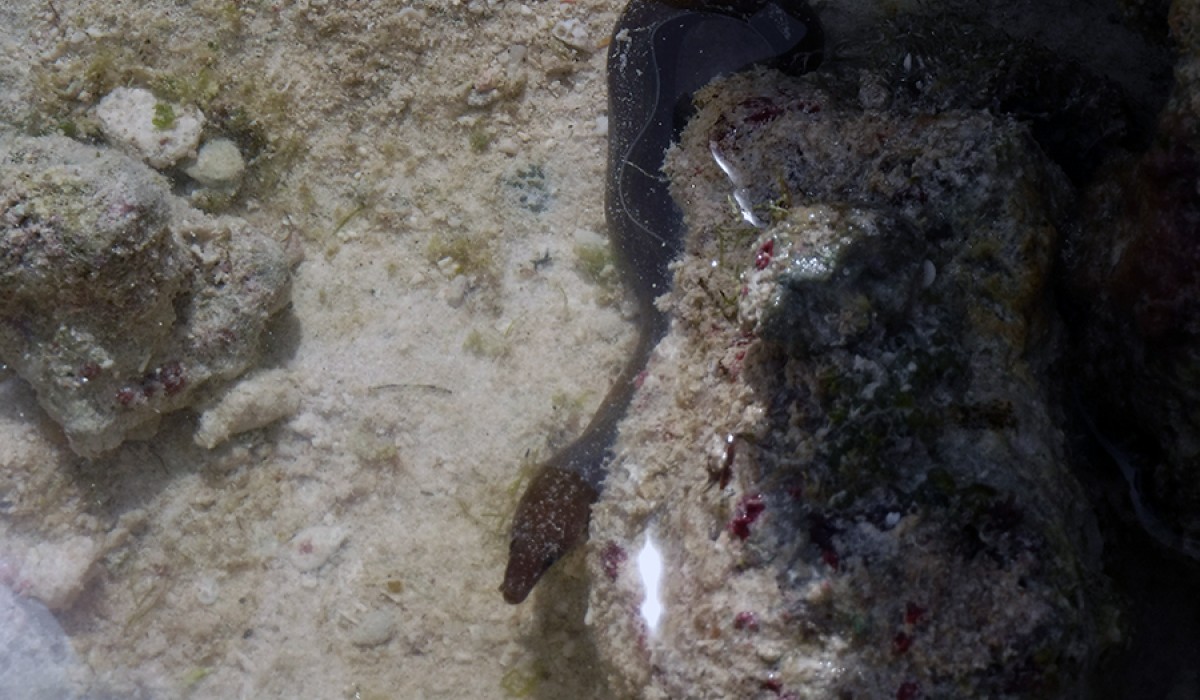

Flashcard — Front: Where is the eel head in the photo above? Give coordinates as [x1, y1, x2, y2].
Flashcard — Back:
[500, 466, 598, 604]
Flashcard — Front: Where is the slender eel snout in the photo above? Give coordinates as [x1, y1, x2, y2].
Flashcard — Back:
[501, 0, 823, 604]
[501, 466, 597, 604]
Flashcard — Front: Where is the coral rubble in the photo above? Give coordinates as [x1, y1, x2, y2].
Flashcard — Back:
[0, 133, 291, 457]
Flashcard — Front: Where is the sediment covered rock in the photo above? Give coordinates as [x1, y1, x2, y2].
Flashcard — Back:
[0, 133, 291, 457]
[587, 64, 1115, 699]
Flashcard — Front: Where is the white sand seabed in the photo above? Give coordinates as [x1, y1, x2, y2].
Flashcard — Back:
[0, 0, 630, 697]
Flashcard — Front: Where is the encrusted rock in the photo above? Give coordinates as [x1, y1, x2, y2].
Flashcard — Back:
[95, 87, 205, 169]
[5, 535, 102, 611]
[0, 133, 291, 457]
[587, 65, 1113, 699]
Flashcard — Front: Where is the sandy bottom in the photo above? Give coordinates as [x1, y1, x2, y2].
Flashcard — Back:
[0, 0, 632, 697]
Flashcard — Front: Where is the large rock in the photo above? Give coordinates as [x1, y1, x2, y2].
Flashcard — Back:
[586, 64, 1115, 698]
[0, 133, 291, 457]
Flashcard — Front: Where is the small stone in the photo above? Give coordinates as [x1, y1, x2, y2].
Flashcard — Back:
[350, 609, 395, 648]
[184, 138, 246, 191]
[16, 535, 101, 610]
[441, 274, 470, 308]
[495, 137, 519, 155]
[195, 574, 220, 605]
[95, 87, 205, 169]
[194, 369, 301, 449]
[550, 18, 592, 52]
[288, 525, 347, 572]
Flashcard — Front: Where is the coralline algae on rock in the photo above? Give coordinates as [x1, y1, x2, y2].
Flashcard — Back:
[586, 66, 1113, 699]
[0, 133, 291, 457]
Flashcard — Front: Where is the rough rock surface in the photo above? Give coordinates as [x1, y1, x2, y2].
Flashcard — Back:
[586, 63, 1116, 699]
[0, 133, 291, 457]
[95, 87, 205, 169]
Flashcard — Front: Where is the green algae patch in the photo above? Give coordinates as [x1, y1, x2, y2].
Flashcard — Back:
[462, 328, 511, 360]
[426, 232, 501, 291]
[572, 242, 625, 306]
[151, 101, 176, 130]
[503, 164, 552, 214]
[500, 661, 546, 697]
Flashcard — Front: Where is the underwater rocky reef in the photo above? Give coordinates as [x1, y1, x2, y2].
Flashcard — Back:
[0, 131, 292, 457]
[577, 0, 1197, 697]
[0, 0, 1196, 696]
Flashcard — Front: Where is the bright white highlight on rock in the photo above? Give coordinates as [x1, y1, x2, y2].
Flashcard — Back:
[637, 534, 664, 633]
[709, 142, 763, 228]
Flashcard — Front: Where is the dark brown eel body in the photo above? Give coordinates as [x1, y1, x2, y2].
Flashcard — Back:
[501, 0, 823, 604]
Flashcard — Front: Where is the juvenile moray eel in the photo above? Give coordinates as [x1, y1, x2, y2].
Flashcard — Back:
[501, 0, 823, 604]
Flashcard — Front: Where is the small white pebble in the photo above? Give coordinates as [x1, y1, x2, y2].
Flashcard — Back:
[288, 525, 348, 572]
[441, 274, 470, 308]
[550, 18, 592, 51]
[396, 6, 425, 24]
[466, 87, 500, 108]
[495, 137, 520, 155]
[350, 610, 395, 648]
[922, 259, 937, 288]
[506, 44, 528, 80]
[195, 575, 220, 605]
[184, 138, 245, 190]
[95, 87, 204, 169]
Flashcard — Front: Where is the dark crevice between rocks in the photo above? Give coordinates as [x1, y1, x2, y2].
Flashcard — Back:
[1038, 1, 1199, 697]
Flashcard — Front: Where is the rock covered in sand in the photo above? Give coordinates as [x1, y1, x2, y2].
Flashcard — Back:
[95, 87, 205, 169]
[0, 133, 291, 457]
[586, 66, 1113, 698]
